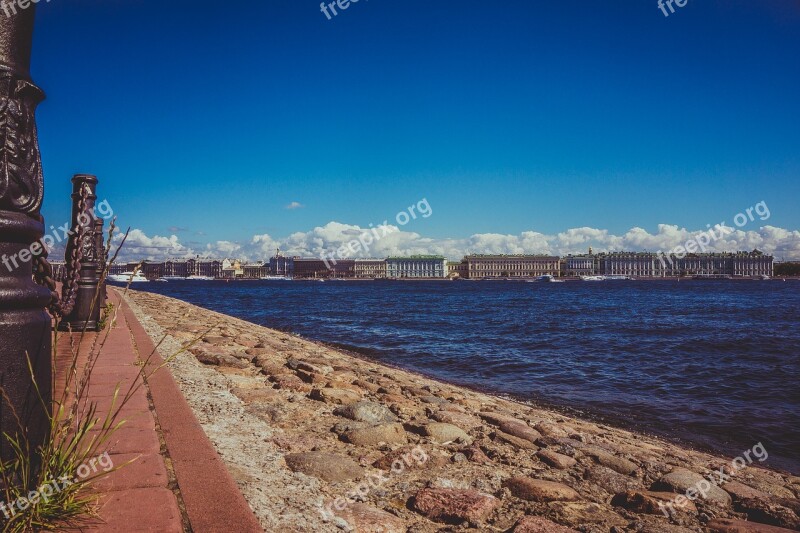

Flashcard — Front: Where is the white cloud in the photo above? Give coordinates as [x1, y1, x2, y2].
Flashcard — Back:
[110, 222, 800, 263]
[285, 201, 305, 210]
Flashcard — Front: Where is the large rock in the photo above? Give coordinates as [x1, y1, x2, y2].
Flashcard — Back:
[706, 518, 798, 532]
[653, 467, 732, 506]
[334, 401, 397, 424]
[202, 335, 232, 345]
[373, 445, 447, 471]
[309, 387, 362, 405]
[479, 411, 519, 427]
[271, 374, 312, 392]
[341, 423, 407, 446]
[429, 410, 482, 429]
[723, 481, 771, 502]
[411, 488, 500, 524]
[611, 490, 697, 515]
[295, 369, 329, 385]
[284, 452, 365, 483]
[294, 359, 334, 375]
[231, 387, 279, 404]
[235, 337, 258, 348]
[585, 464, 639, 495]
[534, 421, 570, 437]
[333, 503, 406, 533]
[493, 430, 538, 451]
[734, 498, 800, 530]
[462, 445, 492, 464]
[584, 447, 639, 476]
[422, 423, 472, 444]
[513, 515, 578, 532]
[192, 349, 248, 369]
[245, 347, 271, 357]
[498, 420, 541, 444]
[537, 449, 576, 470]
[547, 501, 627, 529]
[217, 353, 249, 368]
[254, 356, 289, 376]
[504, 477, 581, 502]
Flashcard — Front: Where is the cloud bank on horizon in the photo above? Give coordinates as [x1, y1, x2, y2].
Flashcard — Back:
[109, 222, 800, 262]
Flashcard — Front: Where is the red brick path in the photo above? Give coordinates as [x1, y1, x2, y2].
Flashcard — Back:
[54, 288, 263, 532]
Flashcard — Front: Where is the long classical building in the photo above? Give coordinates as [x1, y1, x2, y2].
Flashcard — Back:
[566, 250, 773, 278]
[355, 259, 387, 279]
[465, 255, 560, 279]
[386, 256, 447, 278]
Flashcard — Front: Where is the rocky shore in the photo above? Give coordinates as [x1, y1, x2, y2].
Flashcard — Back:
[122, 289, 800, 533]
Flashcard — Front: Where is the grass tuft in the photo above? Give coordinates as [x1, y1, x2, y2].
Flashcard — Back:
[0, 221, 207, 531]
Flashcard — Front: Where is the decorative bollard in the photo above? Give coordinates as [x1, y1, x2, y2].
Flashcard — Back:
[95, 216, 107, 301]
[58, 175, 105, 332]
[0, 10, 52, 461]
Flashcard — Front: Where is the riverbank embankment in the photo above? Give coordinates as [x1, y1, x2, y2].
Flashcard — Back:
[122, 289, 800, 533]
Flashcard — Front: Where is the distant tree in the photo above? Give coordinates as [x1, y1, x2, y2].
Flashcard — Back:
[775, 262, 800, 276]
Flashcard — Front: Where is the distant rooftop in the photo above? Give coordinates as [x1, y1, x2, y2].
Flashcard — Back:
[386, 255, 446, 260]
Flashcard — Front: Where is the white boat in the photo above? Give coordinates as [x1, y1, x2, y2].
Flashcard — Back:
[159, 275, 187, 281]
[605, 275, 633, 281]
[580, 275, 606, 281]
[260, 275, 293, 281]
[186, 275, 215, 281]
[108, 271, 149, 283]
[535, 275, 565, 283]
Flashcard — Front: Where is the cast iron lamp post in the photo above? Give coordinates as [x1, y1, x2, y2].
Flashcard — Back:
[0, 8, 52, 461]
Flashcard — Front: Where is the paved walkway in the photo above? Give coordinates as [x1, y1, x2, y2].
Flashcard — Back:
[54, 288, 262, 532]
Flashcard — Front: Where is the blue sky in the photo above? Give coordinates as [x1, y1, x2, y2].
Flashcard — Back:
[30, 1, 800, 259]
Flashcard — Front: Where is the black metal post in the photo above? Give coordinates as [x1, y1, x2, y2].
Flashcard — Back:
[0, 9, 51, 460]
[59, 175, 104, 331]
[94, 216, 107, 305]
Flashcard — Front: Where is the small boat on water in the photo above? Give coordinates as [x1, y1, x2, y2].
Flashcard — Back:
[533, 275, 565, 283]
[159, 275, 187, 281]
[107, 271, 149, 283]
[260, 275, 293, 281]
[605, 275, 633, 281]
[186, 275, 215, 281]
[580, 275, 606, 281]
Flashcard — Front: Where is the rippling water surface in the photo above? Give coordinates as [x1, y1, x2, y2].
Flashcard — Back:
[133, 280, 800, 473]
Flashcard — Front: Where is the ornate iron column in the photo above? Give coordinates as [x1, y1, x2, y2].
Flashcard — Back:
[59, 175, 104, 331]
[0, 9, 51, 459]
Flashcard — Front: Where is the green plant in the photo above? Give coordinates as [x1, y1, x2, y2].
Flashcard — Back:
[0, 222, 210, 531]
[97, 302, 115, 331]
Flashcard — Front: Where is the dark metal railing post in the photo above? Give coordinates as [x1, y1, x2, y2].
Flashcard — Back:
[58, 175, 104, 331]
[94, 217, 107, 302]
[0, 9, 52, 460]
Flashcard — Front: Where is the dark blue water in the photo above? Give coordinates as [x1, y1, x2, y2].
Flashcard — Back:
[132, 280, 800, 473]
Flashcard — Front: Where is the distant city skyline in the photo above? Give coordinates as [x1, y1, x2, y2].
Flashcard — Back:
[106, 217, 798, 263]
[29, 1, 800, 260]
